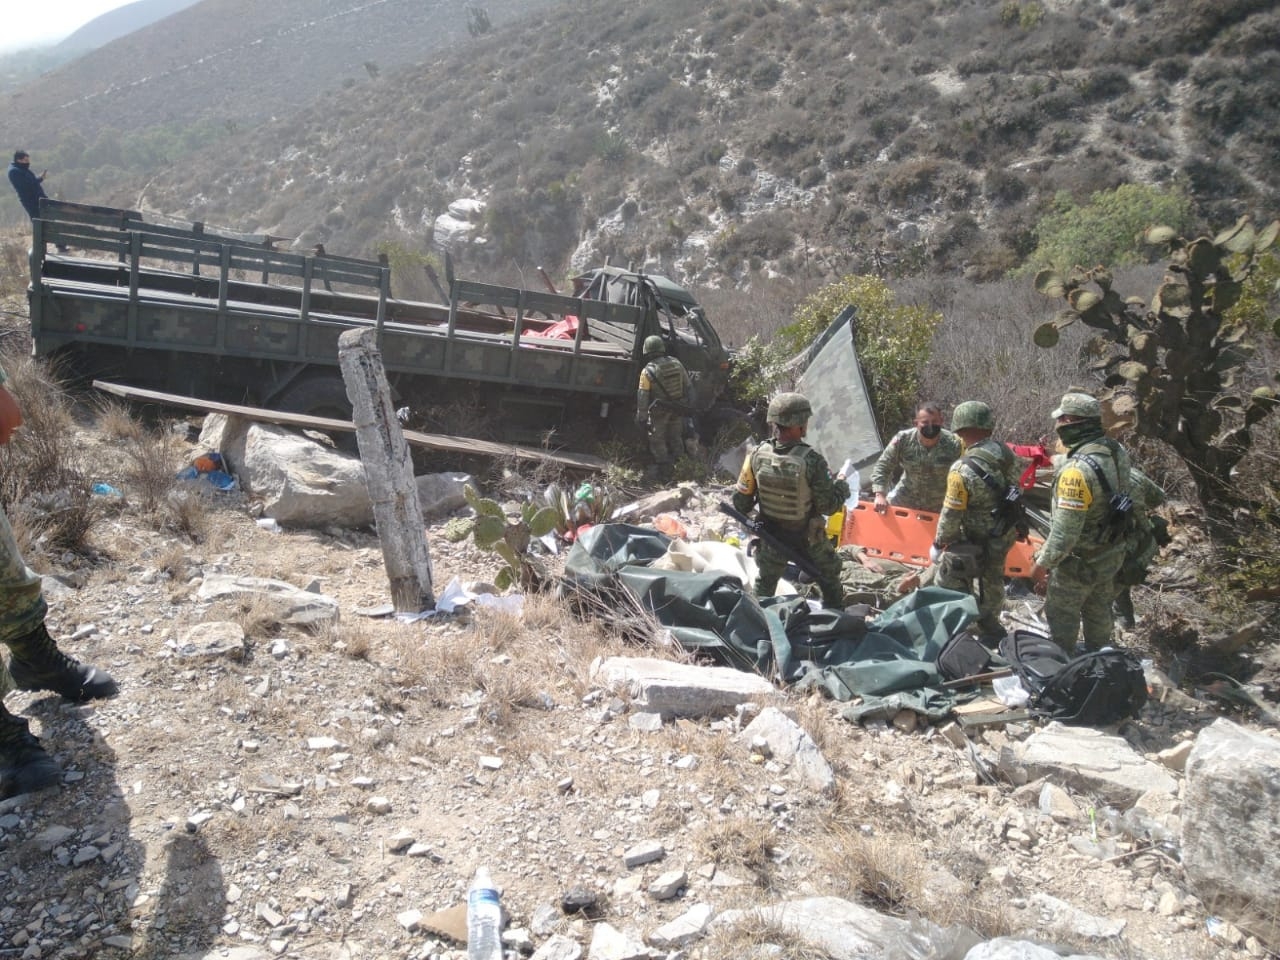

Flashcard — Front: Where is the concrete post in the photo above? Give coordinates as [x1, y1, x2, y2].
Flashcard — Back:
[337, 327, 434, 611]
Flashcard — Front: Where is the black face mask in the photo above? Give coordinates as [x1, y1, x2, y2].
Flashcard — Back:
[1056, 419, 1104, 450]
[919, 424, 942, 440]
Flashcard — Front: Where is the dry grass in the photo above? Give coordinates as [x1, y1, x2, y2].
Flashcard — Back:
[701, 914, 832, 960]
[807, 820, 1016, 941]
[693, 814, 781, 890]
[0, 354, 98, 557]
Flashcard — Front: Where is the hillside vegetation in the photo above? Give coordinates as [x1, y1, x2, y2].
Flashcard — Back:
[16, 0, 1269, 286]
[0, 0, 560, 211]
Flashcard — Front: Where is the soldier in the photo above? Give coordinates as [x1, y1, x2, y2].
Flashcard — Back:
[869, 402, 963, 513]
[732, 392, 849, 607]
[1113, 465, 1170, 628]
[635, 335, 693, 481]
[1031, 392, 1133, 652]
[1, 364, 119, 799]
[932, 401, 1024, 643]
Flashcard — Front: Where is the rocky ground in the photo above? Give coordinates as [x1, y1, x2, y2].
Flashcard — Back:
[1, 392, 1277, 960]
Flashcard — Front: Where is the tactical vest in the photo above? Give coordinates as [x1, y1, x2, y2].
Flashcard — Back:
[644, 356, 686, 403]
[752, 441, 812, 527]
[1069, 439, 1134, 547]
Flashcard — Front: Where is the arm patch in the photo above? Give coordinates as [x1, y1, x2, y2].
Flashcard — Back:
[1054, 465, 1092, 511]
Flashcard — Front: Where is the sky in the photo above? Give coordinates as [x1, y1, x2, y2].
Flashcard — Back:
[1, 1, 132, 53]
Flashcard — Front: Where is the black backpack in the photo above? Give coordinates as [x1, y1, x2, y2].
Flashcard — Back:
[999, 630, 1148, 725]
[936, 627, 993, 682]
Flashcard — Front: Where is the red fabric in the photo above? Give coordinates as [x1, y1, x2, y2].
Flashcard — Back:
[1008, 443, 1053, 489]
[531, 315, 581, 340]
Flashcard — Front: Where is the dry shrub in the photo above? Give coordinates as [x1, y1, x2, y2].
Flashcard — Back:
[693, 814, 781, 890]
[701, 914, 831, 960]
[810, 821, 1014, 940]
[0, 355, 98, 556]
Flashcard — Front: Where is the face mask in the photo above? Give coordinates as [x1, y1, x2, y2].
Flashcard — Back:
[919, 424, 942, 440]
[1056, 420, 1102, 449]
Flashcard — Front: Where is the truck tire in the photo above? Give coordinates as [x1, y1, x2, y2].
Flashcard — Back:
[274, 375, 353, 422]
[274, 375, 358, 453]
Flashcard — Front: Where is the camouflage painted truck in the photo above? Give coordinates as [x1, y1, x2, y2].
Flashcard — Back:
[27, 200, 733, 443]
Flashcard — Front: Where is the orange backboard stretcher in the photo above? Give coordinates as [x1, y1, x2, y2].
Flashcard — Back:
[836, 500, 1043, 578]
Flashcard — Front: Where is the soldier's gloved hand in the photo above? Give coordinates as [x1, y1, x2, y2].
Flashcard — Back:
[928, 543, 942, 565]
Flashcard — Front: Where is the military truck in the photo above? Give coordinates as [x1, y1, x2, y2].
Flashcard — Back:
[27, 200, 732, 444]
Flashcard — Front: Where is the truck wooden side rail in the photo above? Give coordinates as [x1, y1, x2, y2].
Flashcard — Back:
[28, 201, 651, 439]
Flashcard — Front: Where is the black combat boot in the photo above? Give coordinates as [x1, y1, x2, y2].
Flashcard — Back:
[5, 622, 119, 702]
[0, 704, 62, 799]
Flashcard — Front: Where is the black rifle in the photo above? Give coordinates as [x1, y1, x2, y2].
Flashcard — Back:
[718, 503, 823, 582]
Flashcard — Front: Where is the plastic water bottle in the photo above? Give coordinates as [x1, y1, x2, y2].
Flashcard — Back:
[467, 866, 503, 960]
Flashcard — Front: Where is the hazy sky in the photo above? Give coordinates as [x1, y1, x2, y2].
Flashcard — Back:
[2, 1, 132, 53]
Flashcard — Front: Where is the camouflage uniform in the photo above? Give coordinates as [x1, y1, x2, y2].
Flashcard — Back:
[636, 340, 693, 474]
[934, 438, 1019, 638]
[1113, 466, 1168, 627]
[1035, 422, 1132, 652]
[1, 364, 118, 799]
[870, 427, 963, 512]
[733, 438, 850, 607]
[0, 368, 46, 648]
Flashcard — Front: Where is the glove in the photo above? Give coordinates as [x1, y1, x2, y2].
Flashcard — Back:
[928, 543, 942, 565]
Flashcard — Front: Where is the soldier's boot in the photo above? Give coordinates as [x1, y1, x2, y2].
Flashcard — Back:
[0, 704, 62, 799]
[5, 622, 119, 702]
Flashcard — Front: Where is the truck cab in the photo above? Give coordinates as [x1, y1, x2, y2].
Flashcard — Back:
[571, 266, 731, 412]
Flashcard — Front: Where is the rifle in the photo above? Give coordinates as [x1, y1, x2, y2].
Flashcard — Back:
[718, 503, 823, 582]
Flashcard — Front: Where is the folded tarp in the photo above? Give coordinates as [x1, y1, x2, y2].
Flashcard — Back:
[562, 524, 978, 704]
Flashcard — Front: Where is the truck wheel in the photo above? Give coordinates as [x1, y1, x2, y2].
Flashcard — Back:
[275, 375, 353, 422]
[274, 376, 358, 453]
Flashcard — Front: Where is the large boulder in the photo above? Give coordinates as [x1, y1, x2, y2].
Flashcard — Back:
[239, 424, 373, 528]
[1181, 719, 1280, 950]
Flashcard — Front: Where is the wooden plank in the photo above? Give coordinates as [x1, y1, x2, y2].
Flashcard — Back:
[91, 380, 608, 472]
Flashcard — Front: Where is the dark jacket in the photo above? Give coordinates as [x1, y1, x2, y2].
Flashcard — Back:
[8, 162, 47, 219]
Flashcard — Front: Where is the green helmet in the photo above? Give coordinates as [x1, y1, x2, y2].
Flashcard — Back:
[767, 392, 812, 427]
[1051, 391, 1101, 419]
[643, 335, 666, 357]
[951, 400, 994, 432]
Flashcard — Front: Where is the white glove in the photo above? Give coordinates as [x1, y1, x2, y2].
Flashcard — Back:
[928, 544, 942, 565]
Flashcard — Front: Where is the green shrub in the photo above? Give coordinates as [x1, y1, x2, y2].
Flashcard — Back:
[1022, 183, 1194, 274]
[785, 276, 943, 434]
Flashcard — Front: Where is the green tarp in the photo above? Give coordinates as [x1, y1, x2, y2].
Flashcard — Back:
[563, 524, 979, 710]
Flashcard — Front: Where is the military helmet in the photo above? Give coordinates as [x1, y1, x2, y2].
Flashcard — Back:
[767, 392, 812, 427]
[1051, 391, 1101, 419]
[951, 400, 994, 432]
[642, 335, 666, 357]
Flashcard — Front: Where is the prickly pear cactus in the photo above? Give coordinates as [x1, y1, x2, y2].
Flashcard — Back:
[1032, 216, 1280, 529]
[461, 485, 559, 591]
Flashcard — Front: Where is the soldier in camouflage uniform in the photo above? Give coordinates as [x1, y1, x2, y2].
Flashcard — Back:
[636, 335, 693, 480]
[733, 392, 850, 607]
[1031, 392, 1133, 652]
[0, 364, 119, 799]
[1113, 465, 1169, 628]
[932, 401, 1021, 643]
[870, 402, 963, 513]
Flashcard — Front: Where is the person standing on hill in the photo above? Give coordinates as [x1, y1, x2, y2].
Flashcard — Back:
[0, 364, 119, 799]
[636, 335, 692, 481]
[1032, 392, 1133, 652]
[869, 402, 963, 514]
[732, 392, 849, 607]
[932, 401, 1024, 644]
[7, 151, 48, 221]
[7, 151, 67, 253]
